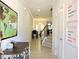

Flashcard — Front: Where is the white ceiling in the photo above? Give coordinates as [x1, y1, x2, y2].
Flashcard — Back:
[25, 0, 53, 18]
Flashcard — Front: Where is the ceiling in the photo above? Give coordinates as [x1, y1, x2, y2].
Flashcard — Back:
[25, 0, 53, 18]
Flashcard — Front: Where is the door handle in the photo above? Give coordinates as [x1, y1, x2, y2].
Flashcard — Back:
[60, 38, 62, 40]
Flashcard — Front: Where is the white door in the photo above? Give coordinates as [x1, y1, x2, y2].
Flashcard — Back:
[52, 0, 65, 59]
[57, 8, 64, 59]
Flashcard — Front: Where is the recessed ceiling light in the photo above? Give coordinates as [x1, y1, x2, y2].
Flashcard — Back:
[37, 9, 40, 12]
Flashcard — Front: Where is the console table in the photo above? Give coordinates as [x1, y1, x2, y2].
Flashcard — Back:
[0, 42, 29, 59]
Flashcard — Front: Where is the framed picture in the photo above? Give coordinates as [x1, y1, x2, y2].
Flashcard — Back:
[0, 1, 17, 40]
[65, 0, 77, 47]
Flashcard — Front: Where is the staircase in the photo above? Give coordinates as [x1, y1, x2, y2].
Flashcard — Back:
[40, 22, 52, 48]
[42, 34, 52, 48]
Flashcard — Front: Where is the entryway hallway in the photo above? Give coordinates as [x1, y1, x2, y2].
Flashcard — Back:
[0, 0, 78, 59]
[30, 38, 57, 59]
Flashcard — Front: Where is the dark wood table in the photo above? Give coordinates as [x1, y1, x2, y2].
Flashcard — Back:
[0, 42, 29, 59]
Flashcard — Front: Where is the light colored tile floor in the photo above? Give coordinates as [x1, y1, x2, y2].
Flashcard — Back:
[30, 38, 57, 59]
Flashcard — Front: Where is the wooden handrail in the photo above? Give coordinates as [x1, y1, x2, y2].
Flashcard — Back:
[41, 25, 47, 32]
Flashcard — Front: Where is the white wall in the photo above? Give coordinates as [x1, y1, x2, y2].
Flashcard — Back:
[1, 0, 33, 42]
[52, 0, 78, 59]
